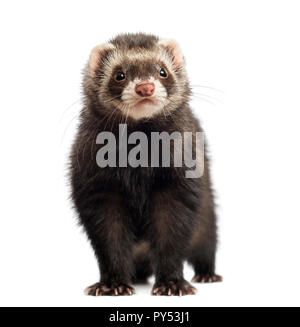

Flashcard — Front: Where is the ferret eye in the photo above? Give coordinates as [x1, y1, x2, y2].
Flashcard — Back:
[115, 71, 126, 82]
[159, 68, 168, 78]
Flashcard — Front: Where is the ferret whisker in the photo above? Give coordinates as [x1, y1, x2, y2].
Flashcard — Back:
[108, 108, 120, 132]
[190, 94, 216, 106]
[190, 84, 223, 93]
[191, 91, 222, 102]
[61, 113, 79, 145]
[101, 95, 122, 103]
[60, 98, 81, 122]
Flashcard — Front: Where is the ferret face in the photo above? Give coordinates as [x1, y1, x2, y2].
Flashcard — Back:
[85, 34, 189, 120]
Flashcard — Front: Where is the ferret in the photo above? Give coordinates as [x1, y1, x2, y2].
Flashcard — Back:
[69, 33, 222, 296]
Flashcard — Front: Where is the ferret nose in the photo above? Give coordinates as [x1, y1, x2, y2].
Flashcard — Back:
[135, 81, 155, 97]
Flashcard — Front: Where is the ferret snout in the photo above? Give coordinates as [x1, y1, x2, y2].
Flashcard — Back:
[135, 81, 155, 97]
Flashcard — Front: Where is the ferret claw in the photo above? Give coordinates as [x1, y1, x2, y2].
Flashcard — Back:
[192, 274, 223, 284]
[187, 287, 197, 295]
[84, 287, 91, 295]
[152, 279, 196, 296]
[85, 282, 135, 296]
[153, 287, 159, 294]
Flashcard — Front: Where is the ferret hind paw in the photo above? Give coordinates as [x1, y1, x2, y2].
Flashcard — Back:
[192, 274, 223, 283]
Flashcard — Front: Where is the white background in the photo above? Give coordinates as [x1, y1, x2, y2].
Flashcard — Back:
[0, 0, 300, 307]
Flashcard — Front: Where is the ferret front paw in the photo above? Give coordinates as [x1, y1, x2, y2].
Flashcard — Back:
[85, 282, 136, 296]
[152, 279, 197, 296]
[192, 274, 223, 283]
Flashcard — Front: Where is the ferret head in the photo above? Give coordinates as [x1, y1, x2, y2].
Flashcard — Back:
[84, 33, 190, 120]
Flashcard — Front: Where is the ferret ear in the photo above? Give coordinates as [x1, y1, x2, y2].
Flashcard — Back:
[88, 43, 115, 77]
[158, 39, 185, 68]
